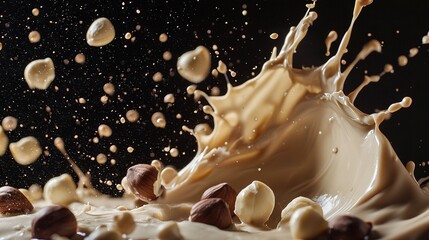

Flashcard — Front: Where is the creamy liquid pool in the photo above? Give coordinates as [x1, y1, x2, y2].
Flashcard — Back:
[1, 1, 429, 239]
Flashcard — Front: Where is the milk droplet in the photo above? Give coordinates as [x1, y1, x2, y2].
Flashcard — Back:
[164, 93, 175, 104]
[423, 34, 429, 44]
[163, 51, 172, 61]
[159, 33, 168, 43]
[98, 124, 112, 138]
[86, 17, 115, 47]
[103, 83, 115, 96]
[177, 46, 211, 83]
[2, 116, 18, 131]
[409, 48, 419, 58]
[186, 85, 197, 95]
[28, 30, 41, 43]
[96, 153, 108, 164]
[31, 8, 39, 16]
[74, 53, 86, 64]
[325, 31, 338, 56]
[126, 109, 140, 122]
[100, 95, 108, 104]
[152, 72, 163, 82]
[398, 55, 408, 67]
[124, 32, 132, 40]
[270, 33, 279, 39]
[0, 127, 8, 156]
[169, 148, 179, 157]
[109, 145, 118, 153]
[217, 60, 227, 74]
[24, 58, 55, 90]
[383, 64, 393, 73]
[211, 86, 221, 96]
[9, 136, 42, 165]
[151, 112, 166, 128]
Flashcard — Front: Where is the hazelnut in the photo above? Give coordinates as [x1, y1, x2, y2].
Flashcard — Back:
[0, 186, 33, 215]
[234, 181, 275, 226]
[201, 182, 237, 217]
[43, 174, 79, 205]
[126, 164, 162, 202]
[329, 215, 372, 240]
[189, 198, 232, 229]
[278, 196, 323, 228]
[112, 212, 136, 234]
[31, 205, 77, 239]
[289, 206, 329, 240]
[158, 221, 184, 240]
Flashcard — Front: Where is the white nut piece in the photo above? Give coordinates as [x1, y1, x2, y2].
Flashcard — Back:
[158, 221, 184, 240]
[85, 226, 123, 240]
[234, 181, 275, 226]
[278, 196, 323, 228]
[111, 212, 136, 234]
[289, 206, 329, 240]
[43, 174, 79, 205]
[120, 176, 132, 195]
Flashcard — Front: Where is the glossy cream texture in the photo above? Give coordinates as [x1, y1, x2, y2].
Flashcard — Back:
[1, 1, 429, 239]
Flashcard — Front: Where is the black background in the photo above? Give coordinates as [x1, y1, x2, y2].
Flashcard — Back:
[0, 0, 428, 196]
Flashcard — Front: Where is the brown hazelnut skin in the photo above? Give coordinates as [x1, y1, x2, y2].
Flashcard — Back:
[31, 205, 77, 239]
[201, 182, 237, 217]
[189, 198, 232, 229]
[0, 186, 33, 215]
[127, 164, 159, 202]
[329, 215, 372, 240]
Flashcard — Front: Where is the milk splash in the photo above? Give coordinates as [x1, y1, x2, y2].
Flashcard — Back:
[155, 0, 429, 237]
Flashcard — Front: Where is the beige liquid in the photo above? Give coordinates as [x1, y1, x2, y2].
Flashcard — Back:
[1, 1, 428, 239]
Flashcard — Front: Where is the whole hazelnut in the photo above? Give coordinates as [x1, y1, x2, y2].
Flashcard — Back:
[329, 215, 372, 240]
[201, 182, 237, 217]
[189, 198, 233, 229]
[289, 206, 329, 240]
[234, 181, 275, 226]
[126, 164, 162, 202]
[0, 186, 33, 215]
[31, 205, 77, 239]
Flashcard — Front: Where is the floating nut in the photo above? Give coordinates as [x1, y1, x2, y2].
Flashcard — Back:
[278, 196, 323, 228]
[158, 221, 184, 240]
[31, 205, 77, 239]
[189, 198, 232, 229]
[0, 186, 33, 215]
[112, 212, 136, 234]
[86, 17, 115, 47]
[329, 215, 372, 240]
[234, 181, 275, 226]
[290, 206, 329, 240]
[177, 46, 211, 83]
[126, 164, 161, 202]
[201, 182, 237, 217]
[43, 173, 79, 205]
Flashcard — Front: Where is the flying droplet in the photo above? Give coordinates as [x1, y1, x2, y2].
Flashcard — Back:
[177, 46, 211, 83]
[24, 58, 55, 90]
[86, 17, 115, 47]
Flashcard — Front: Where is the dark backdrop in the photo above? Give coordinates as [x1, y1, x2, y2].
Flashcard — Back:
[0, 0, 428, 196]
